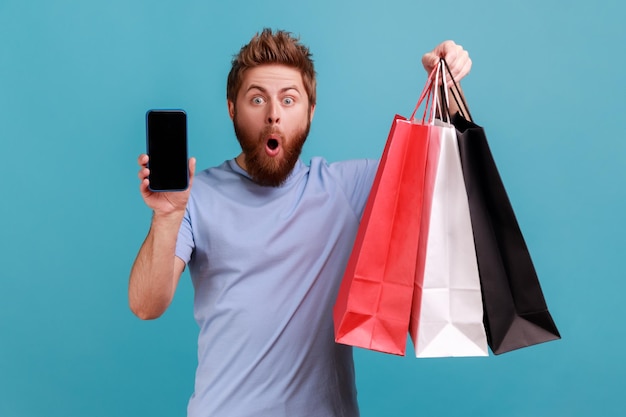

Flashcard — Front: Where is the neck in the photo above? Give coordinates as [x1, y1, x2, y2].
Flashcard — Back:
[235, 153, 247, 172]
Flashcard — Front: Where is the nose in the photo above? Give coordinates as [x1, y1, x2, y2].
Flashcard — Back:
[266, 100, 280, 125]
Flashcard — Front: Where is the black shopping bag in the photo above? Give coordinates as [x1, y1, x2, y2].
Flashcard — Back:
[453, 113, 561, 354]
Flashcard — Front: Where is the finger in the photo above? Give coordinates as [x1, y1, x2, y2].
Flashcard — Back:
[188, 157, 196, 177]
[428, 41, 459, 81]
[452, 56, 472, 83]
[138, 154, 149, 167]
[435, 40, 459, 60]
[139, 177, 151, 195]
[445, 50, 470, 80]
[187, 157, 196, 189]
[458, 56, 472, 79]
[421, 52, 439, 73]
[138, 166, 150, 181]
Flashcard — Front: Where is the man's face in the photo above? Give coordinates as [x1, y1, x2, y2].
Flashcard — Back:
[228, 64, 315, 187]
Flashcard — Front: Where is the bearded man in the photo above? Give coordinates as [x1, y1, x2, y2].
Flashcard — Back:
[129, 28, 472, 417]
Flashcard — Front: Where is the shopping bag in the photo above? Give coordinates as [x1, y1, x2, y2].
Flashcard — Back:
[453, 112, 561, 354]
[409, 114, 489, 358]
[333, 114, 433, 355]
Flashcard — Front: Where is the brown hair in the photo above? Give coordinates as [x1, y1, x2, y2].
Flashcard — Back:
[227, 28, 316, 106]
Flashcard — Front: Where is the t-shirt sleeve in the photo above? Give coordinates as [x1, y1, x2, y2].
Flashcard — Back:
[175, 207, 194, 265]
[329, 159, 379, 219]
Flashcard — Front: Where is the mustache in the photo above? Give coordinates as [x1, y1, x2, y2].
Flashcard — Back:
[261, 127, 284, 139]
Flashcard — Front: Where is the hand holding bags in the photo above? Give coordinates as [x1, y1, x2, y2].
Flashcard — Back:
[334, 63, 488, 357]
[334, 59, 559, 357]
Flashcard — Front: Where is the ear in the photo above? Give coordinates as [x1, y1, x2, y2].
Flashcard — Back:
[227, 100, 235, 120]
[309, 104, 316, 122]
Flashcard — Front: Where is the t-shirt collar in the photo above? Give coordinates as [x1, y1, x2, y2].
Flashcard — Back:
[227, 158, 304, 187]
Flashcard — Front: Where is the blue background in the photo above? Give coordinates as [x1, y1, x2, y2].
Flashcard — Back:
[1, 0, 624, 416]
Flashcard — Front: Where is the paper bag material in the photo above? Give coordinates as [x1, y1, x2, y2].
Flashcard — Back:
[453, 113, 560, 354]
[410, 121, 489, 357]
[334, 115, 432, 355]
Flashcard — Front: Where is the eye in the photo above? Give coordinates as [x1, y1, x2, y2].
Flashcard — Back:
[283, 97, 294, 105]
[252, 96, 265, 105]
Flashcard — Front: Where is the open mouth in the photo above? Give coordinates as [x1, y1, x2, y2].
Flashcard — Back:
[267, 138, 279, 150]
[264, 136, 281, 157]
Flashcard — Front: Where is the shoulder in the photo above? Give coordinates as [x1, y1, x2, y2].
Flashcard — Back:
[307, 157, 378, 184]
[306, 157, 379, 207]
[308, 157, 378, 176]
[191, 160, 243, 189]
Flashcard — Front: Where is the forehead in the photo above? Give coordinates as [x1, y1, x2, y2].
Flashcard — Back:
[239, 64, 305, 93]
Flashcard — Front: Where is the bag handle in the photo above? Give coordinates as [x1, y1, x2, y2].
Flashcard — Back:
[433, 59, 452, 124]
[409, 58, 472, 125]
[409, 62, 440, 124]
[440, 58, 473, 122]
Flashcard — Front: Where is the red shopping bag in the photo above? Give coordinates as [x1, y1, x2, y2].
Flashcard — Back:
[333, 115, 435, 355]
[334, 65, 446, 355]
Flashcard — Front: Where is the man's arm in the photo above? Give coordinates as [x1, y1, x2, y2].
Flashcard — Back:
[129, 214, 187, 320]
[128, 154, 195, 320]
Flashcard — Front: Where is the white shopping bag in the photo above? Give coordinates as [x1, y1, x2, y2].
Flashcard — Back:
[409, 121, 489, 358]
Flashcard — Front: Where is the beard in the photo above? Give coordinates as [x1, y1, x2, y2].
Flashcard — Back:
[233, 111, 311, 187]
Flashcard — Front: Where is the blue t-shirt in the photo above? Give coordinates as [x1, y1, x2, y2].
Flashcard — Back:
[176, 157, 378, 417]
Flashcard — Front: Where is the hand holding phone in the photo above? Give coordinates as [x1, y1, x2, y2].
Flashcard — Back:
[145, 109, 189, 191]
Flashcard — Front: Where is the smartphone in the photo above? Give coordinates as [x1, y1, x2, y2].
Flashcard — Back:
[145, 109, 188, 191]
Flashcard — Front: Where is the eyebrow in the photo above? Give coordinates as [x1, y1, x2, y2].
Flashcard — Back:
[245, 85, 302, 95]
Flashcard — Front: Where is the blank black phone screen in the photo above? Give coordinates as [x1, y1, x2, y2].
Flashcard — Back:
[146, 110, 188, 191]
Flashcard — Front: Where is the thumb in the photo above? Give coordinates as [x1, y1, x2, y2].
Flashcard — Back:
[421, 52, 439, 74]
[187, 157, 197, 188]
[189, 157, 197, 177]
